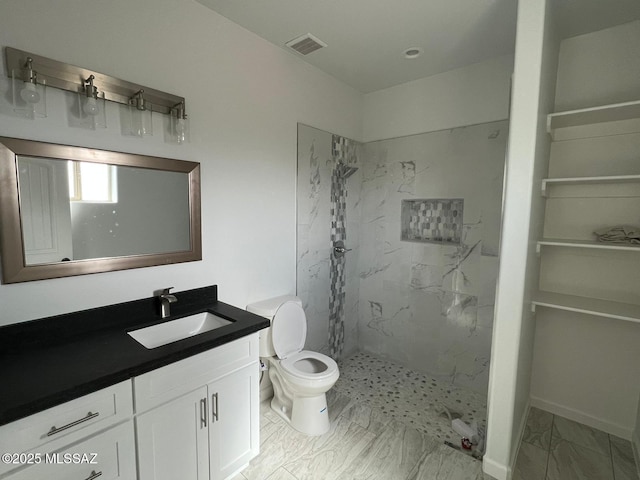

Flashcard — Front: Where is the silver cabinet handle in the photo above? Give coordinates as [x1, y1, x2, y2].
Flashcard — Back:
[200, 398, 207, 428]
[211, 393, 219, 423]
[85, 471, 102, 480]
[47, 411, 99, 437]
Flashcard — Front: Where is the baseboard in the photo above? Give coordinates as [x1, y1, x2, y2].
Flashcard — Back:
[511, 400, 531, 470]
[530, 396, 632, 439]
[482, 401, 529, 480]
[482, 456, 512, 480]
[632, 427, 640, 479]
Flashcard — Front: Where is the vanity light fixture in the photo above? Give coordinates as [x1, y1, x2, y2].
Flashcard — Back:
[4, 47, 186, 141]
[75, 75, 107, 129]
[82, 75, 100, 116]
[11, 56, 47, 118]
[170, 101, 189, 144]
[126, 89, 153, 137]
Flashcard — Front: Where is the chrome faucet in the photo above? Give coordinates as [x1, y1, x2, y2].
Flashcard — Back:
[159, 287, 177, 319]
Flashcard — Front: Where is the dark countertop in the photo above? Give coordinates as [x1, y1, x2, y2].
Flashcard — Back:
[0, 285, 269, 426]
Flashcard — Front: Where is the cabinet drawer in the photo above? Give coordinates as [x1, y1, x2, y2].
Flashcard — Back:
[1, 420, 136, 480]
[0, 381, 133, 476]
[134, 333, 259, 413]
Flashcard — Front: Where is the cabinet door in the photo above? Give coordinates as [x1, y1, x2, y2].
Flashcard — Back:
[136, 387, 209, 480]
[208, 364, 259, 480]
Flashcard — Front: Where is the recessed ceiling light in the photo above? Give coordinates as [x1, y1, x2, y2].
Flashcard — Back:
[404, 47, 423, 59]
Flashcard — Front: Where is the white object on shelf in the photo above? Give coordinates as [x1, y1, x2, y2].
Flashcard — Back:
[531, 291, 640, 324]
[547, 100, 640, 141]
[536, 238, 640, 255]
[541, 174, 640, 196]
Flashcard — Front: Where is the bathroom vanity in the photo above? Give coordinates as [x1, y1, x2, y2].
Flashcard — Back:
[0, 285, 269, 480]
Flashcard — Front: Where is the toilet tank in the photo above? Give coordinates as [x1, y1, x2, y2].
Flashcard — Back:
[246, 295, 302, 357]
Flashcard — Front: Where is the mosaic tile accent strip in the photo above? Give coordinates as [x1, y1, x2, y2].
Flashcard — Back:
[332, 134, 358, 166]
[334, 352, 487, 447]
[401, 198, 464, 244]
[328, 135, 356, 360]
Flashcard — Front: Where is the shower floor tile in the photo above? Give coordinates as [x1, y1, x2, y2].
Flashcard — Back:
[333, 351, 488, 448]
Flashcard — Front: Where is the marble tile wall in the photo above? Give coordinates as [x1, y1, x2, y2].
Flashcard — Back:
[297, 121, 507, 393]
[297, 124, 361, 358]
[357, 121, 507, 393]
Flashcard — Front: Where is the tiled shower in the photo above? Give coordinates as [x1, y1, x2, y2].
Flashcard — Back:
[296, 121, 508, 396]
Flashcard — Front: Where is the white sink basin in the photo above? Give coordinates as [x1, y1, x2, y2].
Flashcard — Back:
[128, 312, 233, 349]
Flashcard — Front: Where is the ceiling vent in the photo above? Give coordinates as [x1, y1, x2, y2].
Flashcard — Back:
[285, 33, 327, 55]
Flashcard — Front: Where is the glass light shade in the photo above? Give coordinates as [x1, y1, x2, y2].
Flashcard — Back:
[127, 103, 153, 137]
[20, 82, 40, 104]
[11, 69, 47, 119]
[73, 91, 107, 130]
[174, 116, 189, 144]
[83, 96, 99, 116]
[167, 106, 189, 145]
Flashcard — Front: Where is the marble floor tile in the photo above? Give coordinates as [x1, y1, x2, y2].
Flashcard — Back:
[283, 415, 378, 480]
[250, 360, 639, 480]
[337, 399, 393, 435]
[407, 443, 484, 480]
[325, 389, 354, 422]
[261, 398, 286, 425]
[610, 435, 640, 480]
[551, 416, 610, 456]
[522, 407, 553, 450]
[242, 421, 312, 480]
[547, 440, 614, 480]
[263, 468, 298, 480]
[331, 418, 442, 480]
[512, 442, 548, 480]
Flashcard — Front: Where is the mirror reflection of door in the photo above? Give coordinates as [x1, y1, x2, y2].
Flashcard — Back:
[17, 156, 73, 265]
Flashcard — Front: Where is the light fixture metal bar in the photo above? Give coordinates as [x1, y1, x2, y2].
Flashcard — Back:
[5, 47, 184, 115]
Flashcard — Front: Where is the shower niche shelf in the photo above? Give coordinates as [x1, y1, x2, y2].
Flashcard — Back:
[547, 99, 640, 140]
[531, 291, 640, 324]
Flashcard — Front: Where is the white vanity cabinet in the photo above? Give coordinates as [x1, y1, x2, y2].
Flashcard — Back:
[134, 334, 260, 480]
[0, 381, 135, 480]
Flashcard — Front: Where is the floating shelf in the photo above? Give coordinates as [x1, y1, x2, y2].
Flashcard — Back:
[541, 174, 640, 196]
[536, 238, 640, 255]
[531, 291, 640, 324]
[547, 100, 640, 141]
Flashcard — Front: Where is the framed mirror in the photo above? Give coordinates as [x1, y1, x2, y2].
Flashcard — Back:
[0, 137, 201, 283]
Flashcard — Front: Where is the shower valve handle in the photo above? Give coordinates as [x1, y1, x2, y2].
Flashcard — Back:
[333, 241, 352, 256]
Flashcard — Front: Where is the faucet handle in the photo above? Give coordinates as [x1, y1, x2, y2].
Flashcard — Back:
[161, 287, 174, 296]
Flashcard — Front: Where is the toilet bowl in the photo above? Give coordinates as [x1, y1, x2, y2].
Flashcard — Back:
[246, 296, 339, 435]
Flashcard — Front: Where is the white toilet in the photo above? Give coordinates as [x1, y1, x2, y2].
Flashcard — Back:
[246, 295, 339, 436]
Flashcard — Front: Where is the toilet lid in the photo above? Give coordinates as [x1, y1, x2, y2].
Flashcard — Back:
[272, 301, 306, 359]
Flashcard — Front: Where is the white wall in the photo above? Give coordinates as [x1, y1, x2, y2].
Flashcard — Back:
[529, 19, 640, 440]
[362, 54, 513, 142]
[0, 0, 362, 326]
[483, 0, 559, 478]
[554, 20, 640, 111]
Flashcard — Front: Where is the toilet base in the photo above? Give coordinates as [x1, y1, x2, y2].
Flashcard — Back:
[271, 393, 330, 436]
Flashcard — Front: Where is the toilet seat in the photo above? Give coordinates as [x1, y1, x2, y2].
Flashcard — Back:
[271, 301, 307, 359]
[280, 351, 338, 381]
